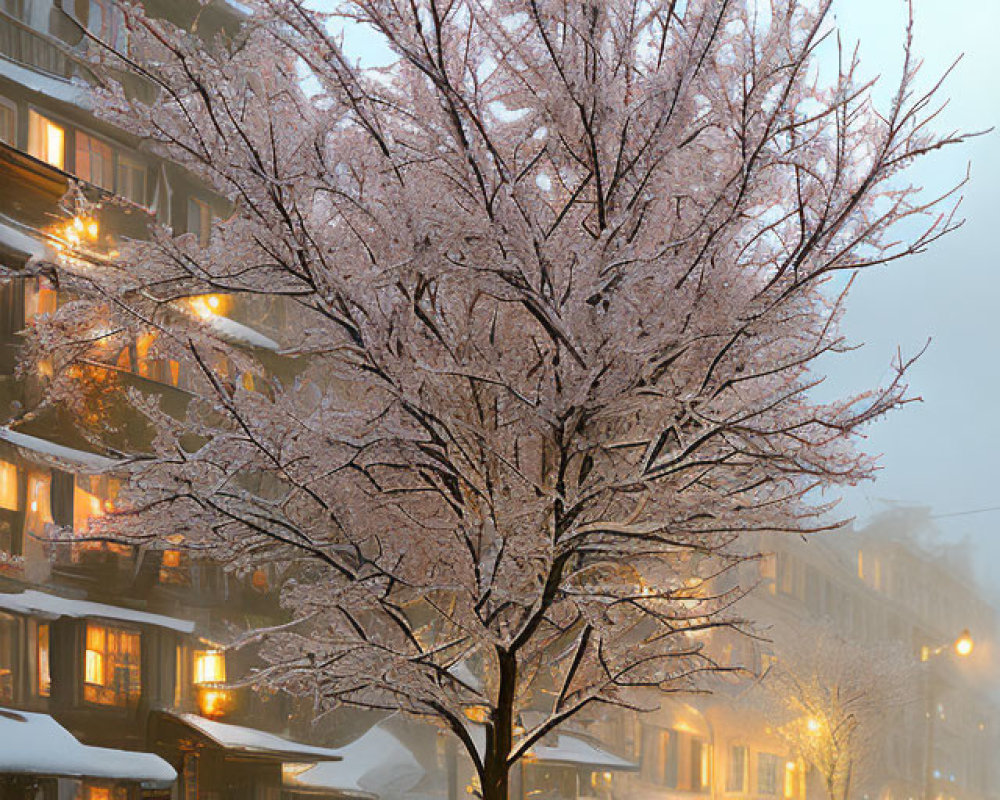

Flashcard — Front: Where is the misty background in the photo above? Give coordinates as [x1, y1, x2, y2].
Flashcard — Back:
[332, 0, 1000, 595]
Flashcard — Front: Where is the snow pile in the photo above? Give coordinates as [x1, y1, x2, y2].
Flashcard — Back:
[284, 726, 424, 800]
[0, 707, 175, 788]
[179, 714, 342, 760]
[0, 590, 195, 633]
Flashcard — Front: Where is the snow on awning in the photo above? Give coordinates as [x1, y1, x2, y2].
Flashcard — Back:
[0, 589, 195, 634]
[0, 428, 117, 471]
[0, 707, 175, 789]
[203, 315, 280, 351]
[467, 726, 636, 771]
[284, 725, 424, 798]
[0, 218, 50, 261]
[176, 714, 343, 762]
[531, 735, 638, 771]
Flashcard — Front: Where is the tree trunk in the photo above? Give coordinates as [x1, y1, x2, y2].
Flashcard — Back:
[482, 648, 518, 800]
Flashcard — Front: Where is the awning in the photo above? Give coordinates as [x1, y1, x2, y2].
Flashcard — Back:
[0, 589, 195, 634]
[468, 726, 637, 772]
[171, 713, 342, 762]
[0, 707, 175, 789]
[0, 427, 117, 471]
[284, 725, 423, 799]
[531, 735, 638, 771]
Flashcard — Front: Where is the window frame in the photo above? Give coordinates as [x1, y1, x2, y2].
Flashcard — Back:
[0, 96, 16, 147]
[83, 621, 141, 707]
[74, 129, 116, 192]
[27, 108, 66, 170]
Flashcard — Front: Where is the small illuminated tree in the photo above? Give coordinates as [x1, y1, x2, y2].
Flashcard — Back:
[759, 625, 916, 800]
[24, 1, 965, 798]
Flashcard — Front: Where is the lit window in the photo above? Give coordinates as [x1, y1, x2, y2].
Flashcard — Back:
[84, 785, 127, 800]
[27, 111, 64, 170]
[75, 132, 115, 191]
[784, 761, 797, 799]
[187, 197, 212, 246]
[73, 475, 119, 534]
[193, 650, 226, 685]
[0, 98, 15, 147]
[116, 154, 147, 206]
[0, 461, 19, 511]
[37, 622, 50, 697]
[84, 623, 140, 706]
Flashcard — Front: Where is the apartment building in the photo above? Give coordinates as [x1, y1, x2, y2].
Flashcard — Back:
[0, 3, 376, 799]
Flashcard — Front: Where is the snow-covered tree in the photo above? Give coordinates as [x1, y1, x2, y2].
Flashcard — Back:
[756, 624, 916, 800]
[24, 0, 965, 797]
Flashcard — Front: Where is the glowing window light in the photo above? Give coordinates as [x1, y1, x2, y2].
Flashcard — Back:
[45, 123, 64, 169]
[194, 650, 226, 685]
[784, 762, 796, 799]
[0, 461, 19, 511]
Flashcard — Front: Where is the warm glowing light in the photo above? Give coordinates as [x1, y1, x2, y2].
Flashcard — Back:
[784, 761, 797, 799]
[955, 630, 973, 657]
[86, 219, 99, 239]
[191, 295, 223, 318]
[807, 718, 821, 734]
[85, 648, 104, 685]
[45, 125, 64, 169]
[103, 500, 115, 513]
[464, 705, 489, 724]
[194, 650, 226, 684]
[29, 501, 37, 512]
[198, 688, 232, 718]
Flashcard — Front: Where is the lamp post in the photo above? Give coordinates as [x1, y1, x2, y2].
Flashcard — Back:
[922, 629, 973, 800]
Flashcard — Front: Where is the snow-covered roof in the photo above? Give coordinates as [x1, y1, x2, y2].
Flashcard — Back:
[204, 315, 280, 351]
[284, 725, 424, 798]
[0, 590, 195, 634]
[468, 727, 636, 771]
[531, 735, 638, 771]
[0, 427, 117, 471]
[177, 714, 342, 761]
[0, 707, 175, 788]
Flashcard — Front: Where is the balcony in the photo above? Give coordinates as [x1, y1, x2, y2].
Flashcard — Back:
[0, 11, 93, 84]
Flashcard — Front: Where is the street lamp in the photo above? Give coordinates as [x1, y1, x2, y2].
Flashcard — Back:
[922, 630, 973, 800]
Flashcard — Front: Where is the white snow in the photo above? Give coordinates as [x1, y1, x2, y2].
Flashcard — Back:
[203, 315, 280, 351]
[178, 714, 343, 760]
[447, 660, 483, 693]
[0, 589, 196, 634]
[284, 725, 424, 798]
[531, 734, 638, 770]
[0, 58, 90, 108]
[0, 218, 50, 260]
[0, 428, 117, 471]
[468, 726, 636, 770]
[0, 707, 176, 788]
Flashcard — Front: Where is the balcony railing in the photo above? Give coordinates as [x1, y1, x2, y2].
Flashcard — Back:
[0, 12, 93, 83]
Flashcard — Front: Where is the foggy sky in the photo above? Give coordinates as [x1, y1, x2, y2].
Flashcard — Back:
[823, 0, 1000, 594]
[333, 0, 1000, 592]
